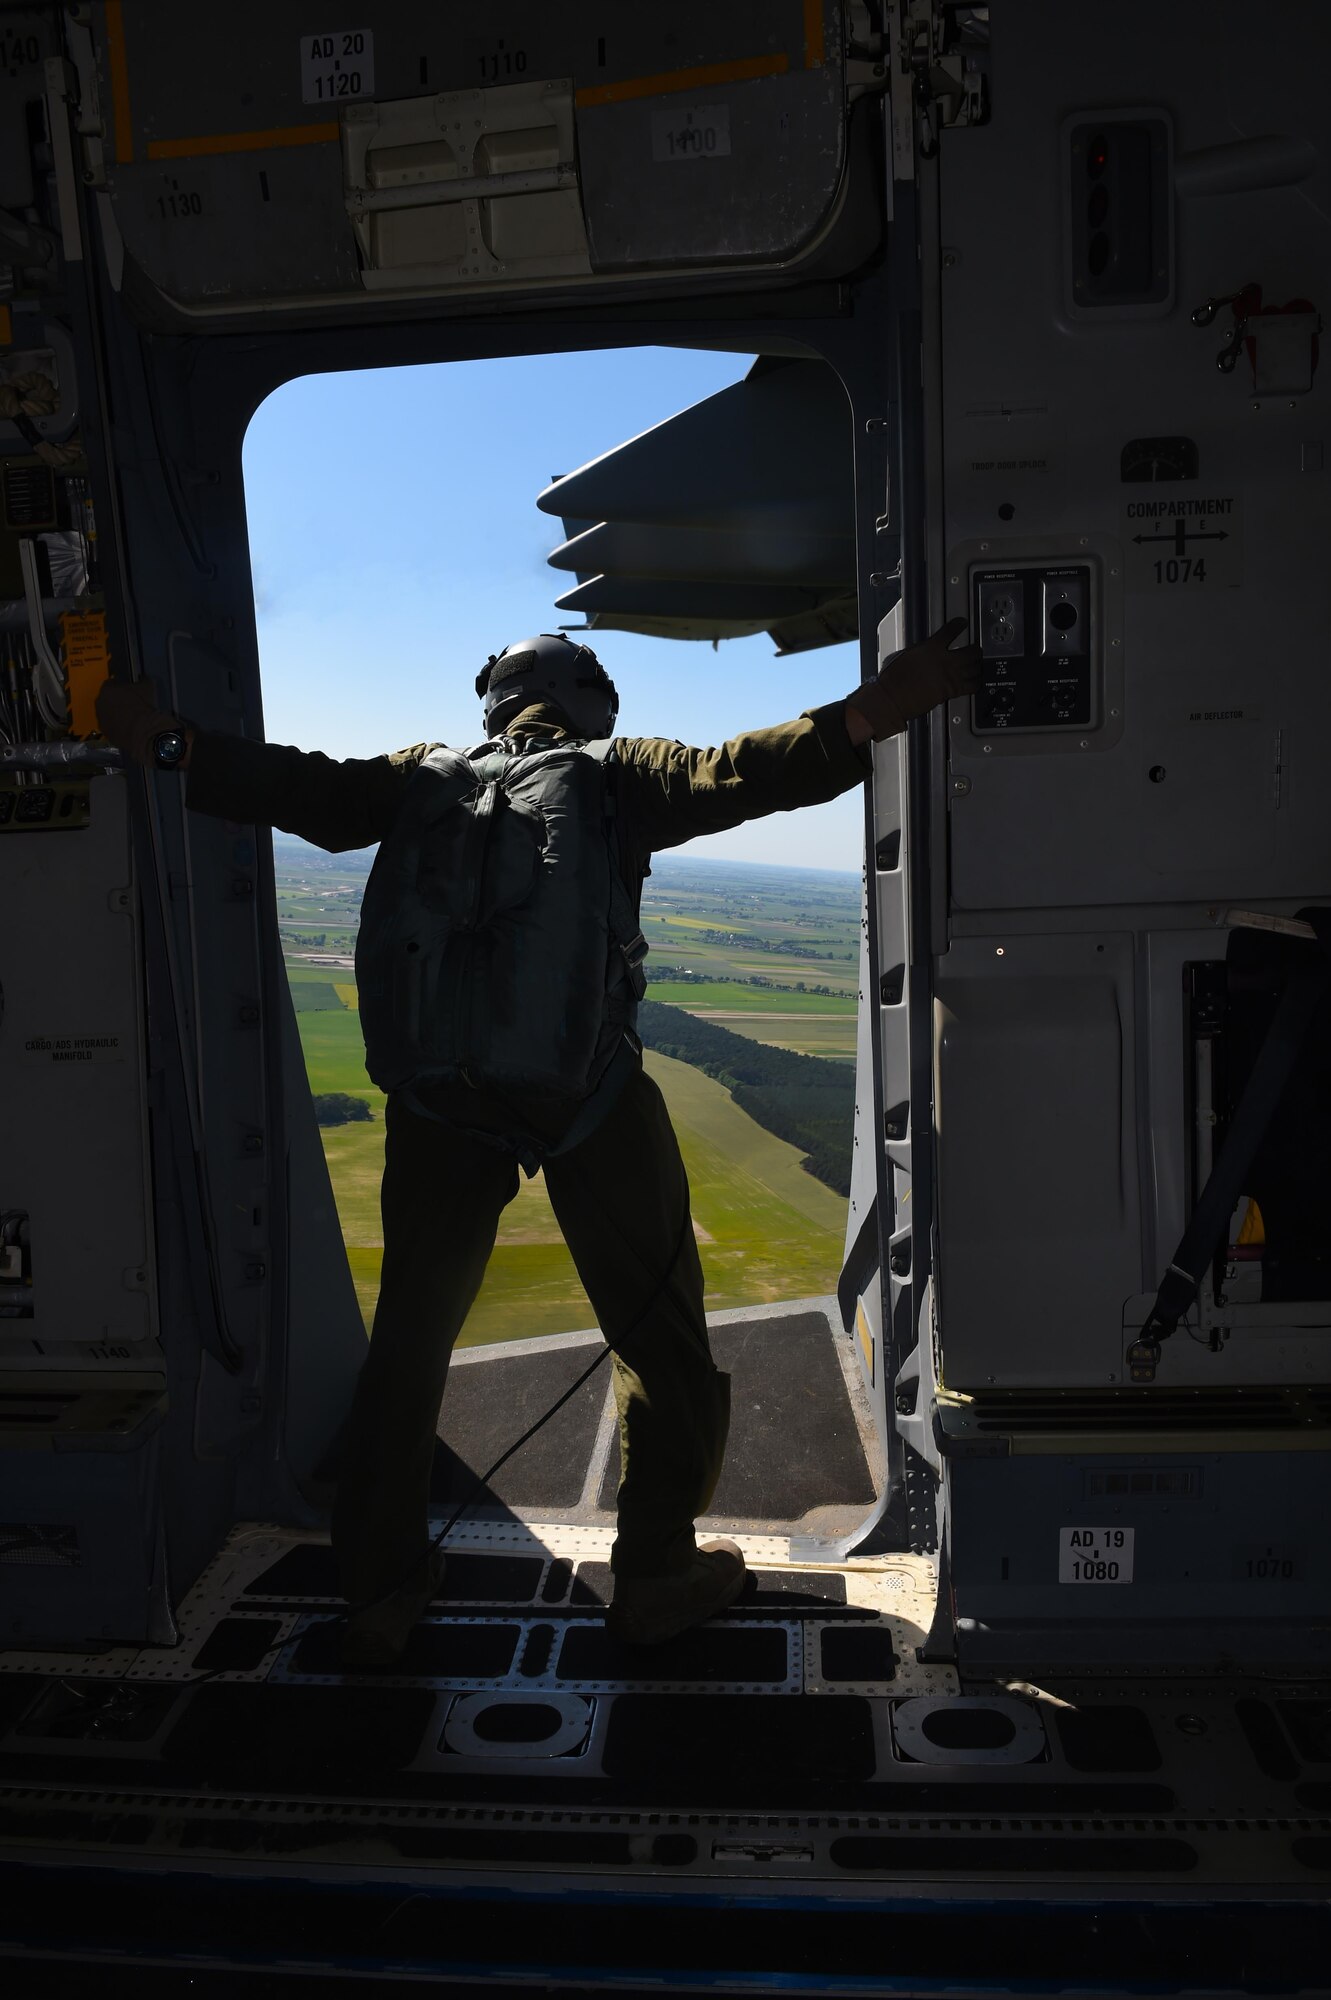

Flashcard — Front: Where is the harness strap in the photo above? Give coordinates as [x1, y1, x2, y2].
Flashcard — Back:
[584, 737, 648, 999]
[399, 1033, 640, 1175]
[1131, 909, 1331, 1379]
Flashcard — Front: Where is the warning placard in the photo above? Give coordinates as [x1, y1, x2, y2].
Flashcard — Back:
[23, 1032, 124, 1066]
[60, 609, 110, 739]
[1121, 486, 1243, 592]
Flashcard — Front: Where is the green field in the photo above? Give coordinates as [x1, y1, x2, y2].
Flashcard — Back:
[294, 1002, 381, 1099]
[316, 1053, 846, 1344]
[710, 1014, 858, 1062]
[647, 980, 855, 1015]
[290, 979, 345, 1013]
[280, 845, 857, 1343]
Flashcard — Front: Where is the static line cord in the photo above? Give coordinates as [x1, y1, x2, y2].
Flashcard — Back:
[46, 1205, 694, 1716]
[340, 1201, 695, 1628]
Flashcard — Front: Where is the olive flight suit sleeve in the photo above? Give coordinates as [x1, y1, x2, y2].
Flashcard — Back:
[616, 699, 872, 854]
[184, 732, 429, 851]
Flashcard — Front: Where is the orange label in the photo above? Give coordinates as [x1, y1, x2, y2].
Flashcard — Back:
[60, 611, 112, 739]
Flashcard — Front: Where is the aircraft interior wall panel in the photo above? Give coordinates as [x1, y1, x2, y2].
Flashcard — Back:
[933, 933, 1139, 1389]
[0, 777, 154, 1361]
[870, 628, 918, 1405]
[947, 1445, 1331, 1641]
[843, 878, 879, 1386]
[0, 10, 54, 211]
[939, 1, 1331, 918]
[577, 61, 844, 271]
[95, 1, 844, 310]
[928, 2, 1330, 1396]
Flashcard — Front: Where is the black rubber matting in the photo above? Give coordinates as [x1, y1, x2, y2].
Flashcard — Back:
[17, 1679, 181, 1744]
[1052, 1704, 1161, 1772]
[163, 1685, 436, 1785]
[556, 1622, 790, 1684]
[598, 1311, 876, 1519]
[1282, 1699, 1331, 1761]
[0, 1673, 42, 1735]
[601, 1694, 876, 1797]
[433, 1344, 610, 1509]
[193, 1618, 284, 1673]
[568, 1562, 853, 1613]
[829, 1833, 1199, 1873]
[243, 1544, 544, 1605]
[818, 1626, 897, 1681]
[291, 1616, 520, 1680]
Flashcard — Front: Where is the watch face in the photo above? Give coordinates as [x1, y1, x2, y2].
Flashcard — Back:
[153, 729, 187, 768]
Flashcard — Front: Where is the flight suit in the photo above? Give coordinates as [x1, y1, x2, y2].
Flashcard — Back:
[184, 699, 871, 1608]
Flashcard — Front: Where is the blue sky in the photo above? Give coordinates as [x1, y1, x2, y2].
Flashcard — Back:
[242, 348, 862, 870]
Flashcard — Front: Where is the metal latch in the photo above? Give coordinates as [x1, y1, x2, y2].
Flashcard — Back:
[888, 2, 990, 179]
[343, 78, 590, 291]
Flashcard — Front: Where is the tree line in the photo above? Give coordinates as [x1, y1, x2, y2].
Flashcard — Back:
[635, 999, 854, 1196]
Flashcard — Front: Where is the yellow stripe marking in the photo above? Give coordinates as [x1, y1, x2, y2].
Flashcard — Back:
[575, 52, 788, 109]
[146, 122, 339, 161]
[104, 1, 134, 164]
[855, 1301, 874, 1382]
[803, 0, 827, 67]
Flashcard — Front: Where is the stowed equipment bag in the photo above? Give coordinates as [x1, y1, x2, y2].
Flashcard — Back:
[356, 738, 647, 1104]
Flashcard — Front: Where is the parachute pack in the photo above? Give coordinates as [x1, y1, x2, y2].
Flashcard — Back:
[356, 737, 648, 1108]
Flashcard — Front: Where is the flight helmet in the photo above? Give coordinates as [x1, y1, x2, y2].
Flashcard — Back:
[476, 634, 619, 740]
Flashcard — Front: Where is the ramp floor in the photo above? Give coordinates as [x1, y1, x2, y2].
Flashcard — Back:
[1, 1515, 1330, 1915]
[429, 1298, 882, 1541]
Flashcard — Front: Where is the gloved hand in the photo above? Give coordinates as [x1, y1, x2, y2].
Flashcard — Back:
[95, 678, 188, 766]
[845, 616, 982, 744]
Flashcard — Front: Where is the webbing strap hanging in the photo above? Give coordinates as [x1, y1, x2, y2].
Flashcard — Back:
[585, 736, 648, 998]
[608, 868, 648, 999]
[1130, 910, 1331, 1381]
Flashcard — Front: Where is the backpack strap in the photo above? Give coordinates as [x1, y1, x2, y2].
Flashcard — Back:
[1129, 907, 1331, 1382]
[582, 739, 648, 1001]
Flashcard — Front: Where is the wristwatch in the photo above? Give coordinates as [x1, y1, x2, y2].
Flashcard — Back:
[152, 727, 189, 770]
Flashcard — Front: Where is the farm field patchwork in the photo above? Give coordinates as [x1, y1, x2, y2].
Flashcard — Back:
[701, 1013, 859, 1062]
[646, 980, 855, 1015]
[278, 840, 859, 1342]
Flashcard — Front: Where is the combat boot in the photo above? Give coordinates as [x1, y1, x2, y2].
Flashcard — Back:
[338, 1544, 447, 1671]
[606, 1539, 746, 1646]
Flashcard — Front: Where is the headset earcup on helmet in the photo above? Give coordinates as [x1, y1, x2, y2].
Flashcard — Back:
[481, 634, 617, 738]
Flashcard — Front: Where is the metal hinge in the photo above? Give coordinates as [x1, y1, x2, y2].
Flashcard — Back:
[845, 0, 890, 101]
[888, 3, 991, 180]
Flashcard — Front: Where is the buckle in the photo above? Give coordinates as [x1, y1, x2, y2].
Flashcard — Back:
[621, 931, 648, 968]
[1126, 1337, 1161, 1385]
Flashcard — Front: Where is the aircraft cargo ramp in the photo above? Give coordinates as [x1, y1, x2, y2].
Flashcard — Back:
[2, 1301, 1330, 1989]
[432, 1299, 883, 1546]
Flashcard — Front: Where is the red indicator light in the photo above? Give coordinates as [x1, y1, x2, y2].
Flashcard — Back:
[1088, 134, 1108, 178]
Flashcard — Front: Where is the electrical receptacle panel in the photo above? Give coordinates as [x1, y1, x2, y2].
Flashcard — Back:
[971, 562, 1097, 731]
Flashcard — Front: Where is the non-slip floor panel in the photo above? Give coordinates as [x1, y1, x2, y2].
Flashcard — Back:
[1281, 1699, 1331, 1762]
[1052, 1704, 1161, 1772]
[163, 1685, 437, 1785]
[567, 1561, 863, 1619]
[817, 1625, 897, 1681]
[596, 1312, 876, 1521]
[828, 1833, 1200, 1874]
[17, 1679, 180, 1744]
[244, 1544, 544, 1604]
[746, 1568, 850, 1608]
[292, 1617, 521, 1680]
[555, 1622, 791, 1685]
[432, 1346, 610, 1509]
[191, 1618, 284, 1673]
[867, 1779, 1177, 1811]
[5, 1509, 1330, 1879]
[600, 1694, 877, 1794]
